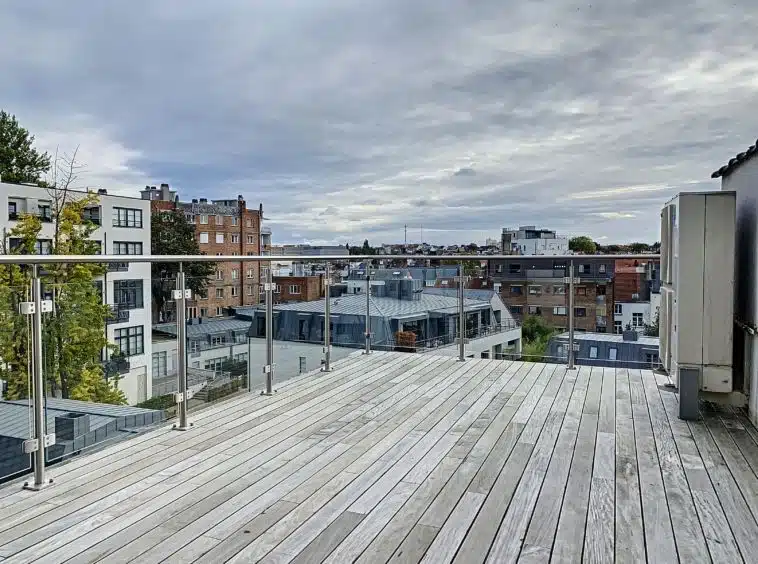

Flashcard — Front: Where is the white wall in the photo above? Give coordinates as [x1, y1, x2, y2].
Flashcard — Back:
[0, 183, 152, 405]
[511, 237, 569, 256]
[722, 156, 758, 424]
[613, 301, 652, 334]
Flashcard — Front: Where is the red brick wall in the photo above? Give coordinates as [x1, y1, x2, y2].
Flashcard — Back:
[273, 275, 323, 303]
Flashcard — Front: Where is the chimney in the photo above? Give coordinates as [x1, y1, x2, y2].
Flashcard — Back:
[160, 183, 170, 201]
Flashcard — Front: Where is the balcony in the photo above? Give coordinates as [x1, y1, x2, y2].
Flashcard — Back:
[0, 351, 755, 562]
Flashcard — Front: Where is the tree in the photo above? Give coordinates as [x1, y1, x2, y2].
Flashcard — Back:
[644, 310, 659, 337]
[569, 236, 597, 255]
[0, 110, 51, 184]
[151, 210, 215, 321]
[519, 315, 556, 362]
[629, 242, 649, 254]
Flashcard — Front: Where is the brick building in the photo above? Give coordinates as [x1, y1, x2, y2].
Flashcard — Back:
[141, 184, 265, 319]
[272, 275, 324, 304]
[489, 256, 616, 332]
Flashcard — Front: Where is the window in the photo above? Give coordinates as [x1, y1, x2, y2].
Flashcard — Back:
[199, 232, 209, 244]
[210, 335, 226, 346]
[112, 207, 143, 228]
[152, 352, 168, 377]
[578, 264, 591, 274]
[510, 285, 522, 295]
[231, 286, 239, 297]
[231, 234, 239, 243]
[231, 269, 239, 280]
[38, 203, 52, 221]
[200, 214, 209, 224]
[528, 305, 541, 315]
[114, 326, 144, 356]
[234, 353, 248, 362]
[114, 280, 143, 309]
[511, 305, 523, 314]
[216, 288, 224, 298]
[216, 307, 224, 316]
[216, 252, 223, 256]
[216, 269, 223, 280]
[231, 216, 238, 226]
[576, 286, 587, 296]
[187, 307, 198, 319]
[247, 268, 255, 279]
[528, 285, 541, 295]
[553, 306, 567, 316]
[597, 285, 606, 296]
[609, 348, 618, 361]
[247, 235, 255, 244]
[247, 285, 254, 295]
[575, 307, 587, 317]
[113, 241, 143, 255]
[589, 346, 598, 359]
[246, 218, 252, 227]
[614, 321, 622, 334]
[508, 263, 521, 274]
[289, 285, 301, 294]
[35, 239, 52, 255]
[632, 312, 644, 327]
[204, 357, 225, 373]
[614, 303, 623, 315]
[495, 264, 503, 274]
[553, 285, 566, 295]
[599, 264, 607, 274]
[216, 233, 224, 244]
[8, 201, 18, 219]
[200, 307, 208, 317]
[274, 284, 281, 293]
[215, 215, 223, 225]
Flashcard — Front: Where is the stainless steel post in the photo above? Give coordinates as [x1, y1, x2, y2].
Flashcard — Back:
[28, 265, 48, 489]
[264, 263, 274, 395]
[568, 260, 575, 370]
[323, 262, 331, 371]
[246, 334, 253, 393]
[174, 265, 190, 430]
[458, 262, 465, 362]
[364, 270, 371, 355]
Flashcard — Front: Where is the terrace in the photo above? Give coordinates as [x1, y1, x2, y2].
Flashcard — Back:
[0, 351, 756, 563]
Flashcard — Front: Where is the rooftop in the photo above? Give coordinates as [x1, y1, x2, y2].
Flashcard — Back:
[0, 352, 755, 562]
[553, 331, 660, 347]
[711, 138, 758, 178]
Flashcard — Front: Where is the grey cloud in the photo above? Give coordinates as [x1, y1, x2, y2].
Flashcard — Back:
[1, 0, 757, 245]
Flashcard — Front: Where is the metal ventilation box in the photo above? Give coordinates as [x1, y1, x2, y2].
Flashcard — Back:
[660, 191, 736, 410]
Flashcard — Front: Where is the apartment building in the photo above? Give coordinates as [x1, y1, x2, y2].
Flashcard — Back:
[501, 225, 569, 255]
[271, 275, 324, 304]
[141, 185, 264, 318]
[1, 182, 152, 405]
[489, 256, 615, 332]
[612, 258, 661, 334]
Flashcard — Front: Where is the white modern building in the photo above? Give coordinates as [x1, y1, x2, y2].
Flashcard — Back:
[612, 300, 653, 334]
[0, 182, 152, 405]
[501, 225, 569, 255]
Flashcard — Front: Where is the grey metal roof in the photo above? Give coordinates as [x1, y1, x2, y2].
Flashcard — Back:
[346, 267, 460, 282]
[236, 292, 488, 320]
[0, 399, 162, 440]
[423, 288, 496, 301]
[711, 139, 758, 179]
[553, 331, 659, 347]
[153, 318, 251, 338]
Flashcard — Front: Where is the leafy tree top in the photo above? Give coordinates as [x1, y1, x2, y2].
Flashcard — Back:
[569, 236, 597, 254]
[0, 110, 51, 184]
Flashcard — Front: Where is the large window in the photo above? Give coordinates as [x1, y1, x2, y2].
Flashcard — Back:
[632, 312, 644, 327]
[289, 285, 301, 294]
[112, 207, 143, 228]
[152, 351, 168, 377]
[114, 279, 144, 309]
[114, 326, 144, 356]
[113, 241, 143, 255]
[553, 306, 567, 316]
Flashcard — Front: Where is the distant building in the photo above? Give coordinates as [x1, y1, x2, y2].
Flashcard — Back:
[343, 267, 459, 294]
[270, 244, 347, 256]
[612, 258, 660, 334]
[272, 275, 324, 303]
[501, 225, 569, 255]
[1, 182, 153, 405]
[546, 331, 660, 369]
[141, 184, 265, 320]
[489, 256, 615, 332]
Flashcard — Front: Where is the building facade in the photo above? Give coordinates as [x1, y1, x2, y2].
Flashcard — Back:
[546, 332, 660, 369]
[501, 225, 569, 255]
[1, 182, 152, 405]
[141, 185, 264, 319]
[489, 256, 615, 332]
[271, 275, 324, 303]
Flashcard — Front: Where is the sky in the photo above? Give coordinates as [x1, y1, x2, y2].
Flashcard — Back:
[1, 1, 757, 246]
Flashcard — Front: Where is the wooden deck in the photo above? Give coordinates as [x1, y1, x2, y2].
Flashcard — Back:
[1, 352, 757, 563]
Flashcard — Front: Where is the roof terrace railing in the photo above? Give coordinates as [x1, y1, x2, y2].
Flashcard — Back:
[0, 253, 659, 488]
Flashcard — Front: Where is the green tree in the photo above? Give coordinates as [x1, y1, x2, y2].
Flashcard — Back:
[644, 310, 660, 337]
[519, 315, 557, 362]
[0, 110, 51, 184]
[629, 242, 649, 253]
[569, 236, 597, 255]
[0, 191, 125, 404]
[151, 210, 216, 321]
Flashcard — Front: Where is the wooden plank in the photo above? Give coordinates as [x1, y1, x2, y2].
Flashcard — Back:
[518, 366, 591, 559]
[613, 369, 645, 564]
[420, 491, 485, 564]
[290, 511, 366, 564]
[628, 369, 677, 563]
[389, 523, 439, 564]
[640, 368, 709, 562]
[354, 456, 462, 564]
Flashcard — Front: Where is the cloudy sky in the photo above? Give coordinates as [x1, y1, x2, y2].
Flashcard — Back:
[2, 1, 757, 245]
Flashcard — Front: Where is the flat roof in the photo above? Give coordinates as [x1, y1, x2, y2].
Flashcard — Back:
[553, 331, 659, 346]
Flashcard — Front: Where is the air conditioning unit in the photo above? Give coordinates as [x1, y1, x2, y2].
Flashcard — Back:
[660, 191, 736, 418]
